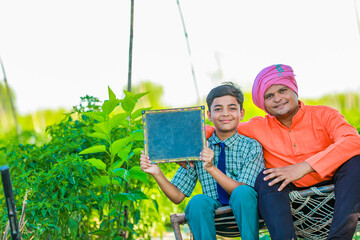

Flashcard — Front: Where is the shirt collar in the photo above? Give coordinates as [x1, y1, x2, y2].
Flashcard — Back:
[209, 131, 240, 148]
[291, 100, 305, 125]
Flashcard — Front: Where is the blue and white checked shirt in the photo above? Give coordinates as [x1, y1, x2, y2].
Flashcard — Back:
[171, 132, 265, 200]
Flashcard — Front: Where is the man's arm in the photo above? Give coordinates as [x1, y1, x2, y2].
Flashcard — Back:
[264, 107, 360, 191]
[140, 152, 185, 204]
[304, 108, 360, 177]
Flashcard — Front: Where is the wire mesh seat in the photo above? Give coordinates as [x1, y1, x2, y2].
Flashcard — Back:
[170, 184, 360, 240]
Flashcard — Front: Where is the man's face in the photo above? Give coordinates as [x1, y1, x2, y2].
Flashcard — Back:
[207, 95, 244, 139]
[264, 84, 299, 119]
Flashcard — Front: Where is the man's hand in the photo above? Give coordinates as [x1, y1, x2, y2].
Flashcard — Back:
[200, 142, 215, 172]
[140, 151, 161, 176]
[263, 161, 314, 191]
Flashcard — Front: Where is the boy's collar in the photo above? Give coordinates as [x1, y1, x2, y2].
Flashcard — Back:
[209, 131, 240, 147]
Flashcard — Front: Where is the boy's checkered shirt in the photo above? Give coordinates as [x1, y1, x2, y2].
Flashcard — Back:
[171, 132, 265, 200]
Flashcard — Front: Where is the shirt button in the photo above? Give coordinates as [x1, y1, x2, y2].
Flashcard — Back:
[293, 144, 296, 147]
[289, 130, 291, 133]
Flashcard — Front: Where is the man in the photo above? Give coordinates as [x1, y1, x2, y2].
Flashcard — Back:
[206, 64, 360, 239]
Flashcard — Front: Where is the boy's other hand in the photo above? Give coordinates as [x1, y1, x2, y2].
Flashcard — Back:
[201, 141, 215, 172]
[140, 151, 161, 176]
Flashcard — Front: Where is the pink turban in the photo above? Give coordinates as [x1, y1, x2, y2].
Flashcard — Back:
[252, 64, 298, 113]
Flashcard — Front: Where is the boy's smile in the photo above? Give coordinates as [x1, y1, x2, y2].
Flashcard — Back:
[207, 95, 244, 140]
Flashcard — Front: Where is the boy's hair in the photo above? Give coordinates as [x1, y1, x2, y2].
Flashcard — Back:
[206, 82, 244, 110]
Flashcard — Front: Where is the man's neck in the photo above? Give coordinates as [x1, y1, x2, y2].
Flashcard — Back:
[277, 118, 293, 128]
[275, 104, 300, 128]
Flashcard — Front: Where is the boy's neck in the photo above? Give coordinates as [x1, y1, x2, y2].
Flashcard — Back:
[214, 129, 237, 141]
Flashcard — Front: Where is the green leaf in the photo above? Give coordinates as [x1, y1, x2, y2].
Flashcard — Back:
[108, 86, 116, 100]
[118, 143, 133, 161]
[83, 112, 107, 122]
[129, 190, 149, 201]
[114, 191, 148, 202]
[93, 176, 110, 187]
[131, 107, 151, 120]
[68, 175, 75, 184]
[109, 113, 129, 130]
[79, 145, 107, 155]
[133, 148, 143, 155]
[151, 199, 159, 213]
[113, 237, 125, 240]
[87, 158, 106, 170]
[41, 209, 47, 218]
[110, 159, 125, 171]
[121, 91, 136, 113]
[113, 168, 129, 181]
[87, 132, 109, 141]
[110, 137, 131, 156]
[134, 209, 141, 224]
[102, 99, 120, 115]
[108, 207, 117, 217]
[51, 192, 58, 200]
[69, 218, 78, 234]
[93, 122, 110, 136]
[128, 166, 148, 183]
[113, 193, 132, 202]
[133, 92, 149, 100]
[89, 230, 108, 236]
[130, 130, 144, 141]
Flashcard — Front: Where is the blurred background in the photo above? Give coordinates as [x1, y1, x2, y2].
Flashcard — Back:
[1, 0, 360, 239]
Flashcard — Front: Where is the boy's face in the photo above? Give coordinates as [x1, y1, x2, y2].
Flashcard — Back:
[207, 95, 244, 139]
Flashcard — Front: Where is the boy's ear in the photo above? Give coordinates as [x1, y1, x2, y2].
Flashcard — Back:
[207, 110, 212, 121]
[239, 108, 245, 121]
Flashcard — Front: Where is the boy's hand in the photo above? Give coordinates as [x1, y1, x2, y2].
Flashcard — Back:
[201, 141, 215, 172]
[140, 151, 161, 176]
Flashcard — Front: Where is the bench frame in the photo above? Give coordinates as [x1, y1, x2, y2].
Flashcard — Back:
[169, 184, 358, 240]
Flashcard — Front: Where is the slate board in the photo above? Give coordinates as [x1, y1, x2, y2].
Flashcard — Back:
[142, 106, 206, 163]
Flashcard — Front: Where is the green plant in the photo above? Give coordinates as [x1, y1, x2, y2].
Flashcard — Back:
[1, 95, 105, 238]
[1, 117, 100, 238]
[0, 89, 156, 239]
[78, 87, 151, 239]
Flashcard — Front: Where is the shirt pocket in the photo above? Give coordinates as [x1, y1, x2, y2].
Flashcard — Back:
[228, 167, 241, 181]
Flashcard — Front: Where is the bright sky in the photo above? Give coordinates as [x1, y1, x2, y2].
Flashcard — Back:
[1, 0, 360, 115]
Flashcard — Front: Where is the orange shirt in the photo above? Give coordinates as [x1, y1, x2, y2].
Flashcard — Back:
[206, 101, 360, 187]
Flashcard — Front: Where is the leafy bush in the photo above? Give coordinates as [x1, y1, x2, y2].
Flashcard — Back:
[0, 88, 155, 239]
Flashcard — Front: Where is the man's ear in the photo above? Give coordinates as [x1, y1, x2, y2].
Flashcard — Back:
[207, 110, 212, 121]
[239, 108, 245, 121]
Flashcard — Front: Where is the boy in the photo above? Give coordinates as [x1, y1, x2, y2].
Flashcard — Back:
[140, 82, 264, 240]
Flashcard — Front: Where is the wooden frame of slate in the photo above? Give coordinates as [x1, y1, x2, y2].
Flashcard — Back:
[142, 106, 206, 163]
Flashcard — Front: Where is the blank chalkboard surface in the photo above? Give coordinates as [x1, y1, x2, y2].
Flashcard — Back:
[142, 106, 206, 163]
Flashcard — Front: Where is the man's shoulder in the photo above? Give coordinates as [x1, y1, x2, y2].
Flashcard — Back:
[304, 104, 340, 116]
[304, 103, 337, 112]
